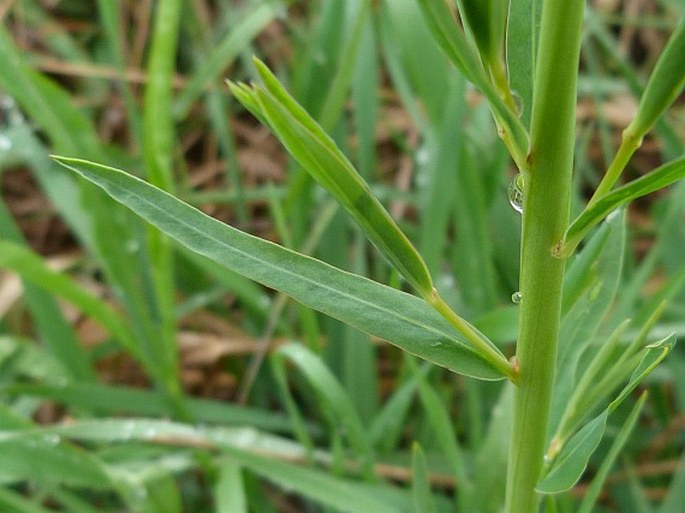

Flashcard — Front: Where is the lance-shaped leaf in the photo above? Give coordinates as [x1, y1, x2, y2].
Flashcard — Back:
[460, 0, 509, 69]
[537, 335, 675, 493]
[53, 157, 508, 381]
[556, 155, 685, 258]
[628, 17, 685, 138]
[590, 17, 685, 201]
[416, 0, 529, 170]
[233, 64, 513, 379]
[228, 59, 433, 298]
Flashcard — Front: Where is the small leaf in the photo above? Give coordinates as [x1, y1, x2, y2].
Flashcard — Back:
[628, 17, 685, 137]
[53, 157, 507, 381]
[412, 443, 437, 513]
[610, 334, 676, 410]
[541, 335, 675, 494]
[537, 411, 608, 494]
[230, 59, 434, 298]
[577, 393, 647, 513]
[558, 156, 685, 258]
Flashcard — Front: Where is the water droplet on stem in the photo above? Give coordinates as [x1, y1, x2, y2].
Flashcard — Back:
[508, 173, 525, 214]
[511, 291, 522, 304]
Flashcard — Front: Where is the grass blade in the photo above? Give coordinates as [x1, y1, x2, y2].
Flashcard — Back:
[4, 382, 294, 433]
[0, 240, 140, 362]
[273, 344, 375, 480]
[173, 2, 280, 119]
[0, 199, 94, 382]
[223, 448, 406, 513]
[0, 433, 111, 489]
[142, 0, 183, 413]
[411, 443, 437, 513]
[216, 461, 248, 513]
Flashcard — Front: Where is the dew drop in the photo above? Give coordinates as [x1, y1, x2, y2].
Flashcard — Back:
[508, 173, 525, 214]
[0, 134, 11, 151]
[511, 291, 522, 304]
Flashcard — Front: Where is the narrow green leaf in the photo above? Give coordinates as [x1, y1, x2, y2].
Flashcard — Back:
[224, 448, 406, 513]
[0, 240, 140, 361]
[0, 26, 100, 156]
[628, 17, 685, 137]
[416, 0, 529, 169]
[541, 335, 675, 494]
[216, 461, 248, 513]
[0, 336, 69, 387]
[559, 156, 685, 258]
[137, 475, 182, 513]
[536, 410, 608, 494]
[416, 0, 483, 83]
[551, 209, 626, 435]
[53, 157, 507, 380]
[368, 363, 426, 451]
[584, 18, 685, 212]
[0, 434, 111, 489]
[4, 382, 294, 433]
[660, 447, 685, 513]
[272, 344, 375, 480]
[459, 0, 508, 67]
[0, 197, 95, 382]
[42, 417, 410, 512]
[610, 334, 676, 410]
[409, 358, 471, 507]
[141, 0, 183, 412]
[412, 443, 437, 513]
[577, 393, 647, 513]
[229, 59, 434, 297]
[144, 0, 181, 192]
[174, 2, 279, 118]
[471, 385, 513, 513]
[507, 0, 539, 125]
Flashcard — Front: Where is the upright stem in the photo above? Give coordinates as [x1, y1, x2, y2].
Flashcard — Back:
[505, 2, 585, 512]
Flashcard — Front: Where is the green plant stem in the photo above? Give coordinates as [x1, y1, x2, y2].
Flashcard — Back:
[587, 127, 643, 205]
[505, 1, 586, 512]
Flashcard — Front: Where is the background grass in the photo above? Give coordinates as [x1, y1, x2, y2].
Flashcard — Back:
[0, 0, 684, 511]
